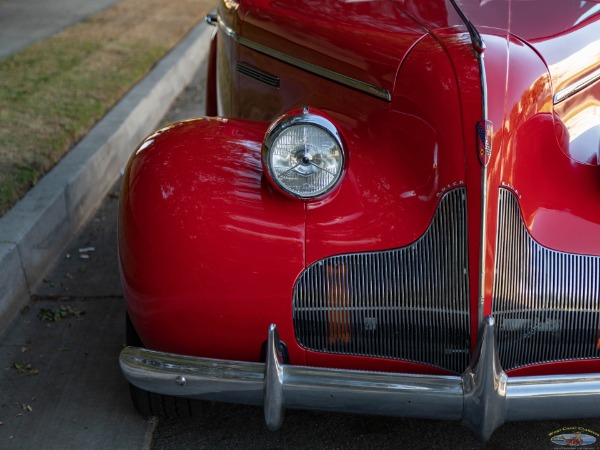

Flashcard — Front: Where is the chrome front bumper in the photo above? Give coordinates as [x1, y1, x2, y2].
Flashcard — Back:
[119, 317, 600, 441]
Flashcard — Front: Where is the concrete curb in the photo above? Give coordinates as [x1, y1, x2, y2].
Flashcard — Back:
[0, 20, 214, 332]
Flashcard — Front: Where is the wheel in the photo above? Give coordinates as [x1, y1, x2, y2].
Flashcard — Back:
[125, 313, 195, 418]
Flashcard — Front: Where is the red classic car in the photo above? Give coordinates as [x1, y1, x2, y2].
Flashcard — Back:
[118, 0, 600, 441]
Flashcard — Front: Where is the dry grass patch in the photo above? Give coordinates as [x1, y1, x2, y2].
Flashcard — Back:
[0, 0, 216, 216]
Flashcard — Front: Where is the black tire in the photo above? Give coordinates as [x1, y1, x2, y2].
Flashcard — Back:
[126, 313, 195, 418]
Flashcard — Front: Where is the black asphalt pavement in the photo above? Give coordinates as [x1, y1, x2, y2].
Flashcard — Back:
[0, 181, 148, 449]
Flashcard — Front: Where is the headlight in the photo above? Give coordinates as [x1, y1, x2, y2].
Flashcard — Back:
[262, 111, 345, 199]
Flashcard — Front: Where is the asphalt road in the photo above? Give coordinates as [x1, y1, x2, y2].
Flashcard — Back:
[2, 60, 600, 450]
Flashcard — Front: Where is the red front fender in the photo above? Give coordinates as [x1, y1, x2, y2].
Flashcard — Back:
[119, 118, 306, 363]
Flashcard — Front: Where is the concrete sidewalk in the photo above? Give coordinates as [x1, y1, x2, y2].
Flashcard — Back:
[0, 0, 122, 60]
[0, 13, 214, 333]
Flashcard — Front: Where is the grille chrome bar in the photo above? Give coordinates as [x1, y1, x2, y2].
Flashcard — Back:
[493, 189, 600, 371]
[293, 188, 470, 374]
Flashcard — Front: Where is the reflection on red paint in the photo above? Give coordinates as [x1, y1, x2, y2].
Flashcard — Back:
[327, 262, 351, 346]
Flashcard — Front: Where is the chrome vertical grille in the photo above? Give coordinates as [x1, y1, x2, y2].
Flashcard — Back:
[493, 189, 600, 371]
[293, 188, 470, 374]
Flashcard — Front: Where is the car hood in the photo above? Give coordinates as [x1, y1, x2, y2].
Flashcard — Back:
[391, 0, 599, 40]
[391, 0, 600, 86]
[240, 0, 428, 96]
[241, 0, 600, 98]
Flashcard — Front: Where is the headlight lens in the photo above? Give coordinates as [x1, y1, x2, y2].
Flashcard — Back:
[263, 113, 345, 199]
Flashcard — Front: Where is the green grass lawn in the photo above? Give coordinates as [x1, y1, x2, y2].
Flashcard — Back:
[0, 0, 215, 217]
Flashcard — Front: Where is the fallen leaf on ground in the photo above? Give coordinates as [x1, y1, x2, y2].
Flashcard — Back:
[37, 305, 84, 322]
[13, 363, 39, 375]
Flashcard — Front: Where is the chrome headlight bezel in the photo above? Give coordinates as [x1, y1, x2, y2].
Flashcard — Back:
[262, 111, 346, 200]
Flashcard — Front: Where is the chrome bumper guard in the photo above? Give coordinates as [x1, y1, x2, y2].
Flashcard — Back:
[120, 317, 600, 441]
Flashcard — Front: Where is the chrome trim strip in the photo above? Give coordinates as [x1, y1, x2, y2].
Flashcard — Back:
[448, 0, 490, 324]
[120, 321, 600, 441]
[447, 0, 486, 54]
[477, 135, 489, 325]
[553, 67, 600, 104]
[216, 16, 391, 102]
